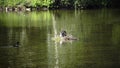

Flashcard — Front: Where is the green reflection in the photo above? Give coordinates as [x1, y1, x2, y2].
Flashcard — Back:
[0, 11, 52, 68]
[0, 11, 52, 27]
[0, 9, 120, 68]
[48, 9, 120, 68]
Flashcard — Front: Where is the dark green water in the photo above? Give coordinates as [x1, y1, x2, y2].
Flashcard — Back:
[0, 9, 120, 68]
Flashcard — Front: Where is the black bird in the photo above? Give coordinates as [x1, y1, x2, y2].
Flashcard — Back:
[13, 41, 20, 47]
[60, 30, 67, 37]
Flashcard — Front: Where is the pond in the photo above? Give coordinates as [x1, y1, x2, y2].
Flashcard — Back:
[0, 9, 120, 68]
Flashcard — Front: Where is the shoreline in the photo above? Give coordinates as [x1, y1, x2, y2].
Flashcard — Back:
[0, 6, 119, 12]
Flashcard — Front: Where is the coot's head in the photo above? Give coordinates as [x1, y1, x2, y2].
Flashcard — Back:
[13, 41, 20, 47]
[60, 30, 67, 37]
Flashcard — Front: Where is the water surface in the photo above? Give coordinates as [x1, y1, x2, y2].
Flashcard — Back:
[0, 9, 120, 68]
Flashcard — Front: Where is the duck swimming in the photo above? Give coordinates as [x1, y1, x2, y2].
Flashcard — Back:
[13, 41, 20, 47]
[60, 30, 78, 40]
[60, 30, 67, 37]
[52, 30, 78, 42]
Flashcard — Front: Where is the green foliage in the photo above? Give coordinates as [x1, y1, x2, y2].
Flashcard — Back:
[0, 0, 120, 9]
[0, 0, 53, 7]
[36, 0, 53, 7]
